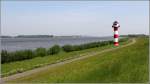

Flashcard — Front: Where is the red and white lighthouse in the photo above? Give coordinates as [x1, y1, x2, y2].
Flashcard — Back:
[112, 21, 120, 46]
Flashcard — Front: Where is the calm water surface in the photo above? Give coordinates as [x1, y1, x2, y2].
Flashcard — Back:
[1, 36, 114, 52]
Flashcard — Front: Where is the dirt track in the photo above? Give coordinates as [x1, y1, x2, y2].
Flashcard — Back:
[2, 38, 136, 83]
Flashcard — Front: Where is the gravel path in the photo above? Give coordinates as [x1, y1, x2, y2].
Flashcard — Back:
[1, 38, 136, 83]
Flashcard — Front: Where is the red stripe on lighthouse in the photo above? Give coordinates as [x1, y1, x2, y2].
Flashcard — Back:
[114, 42, 119, 46]
[114, 34, 119, 38]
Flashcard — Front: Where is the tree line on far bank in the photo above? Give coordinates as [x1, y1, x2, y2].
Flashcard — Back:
[1, 38, 128, 64]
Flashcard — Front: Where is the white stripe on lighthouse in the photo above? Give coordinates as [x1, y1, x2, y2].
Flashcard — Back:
[114, 38, 118, 42]
[114, 31, 118, 34]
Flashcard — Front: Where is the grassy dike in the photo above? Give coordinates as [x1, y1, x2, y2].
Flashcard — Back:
[1, 39, 128, 77]
[6, 37, 149, 83]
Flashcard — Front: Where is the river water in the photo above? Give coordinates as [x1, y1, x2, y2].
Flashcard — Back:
[1, 36, 113, 52]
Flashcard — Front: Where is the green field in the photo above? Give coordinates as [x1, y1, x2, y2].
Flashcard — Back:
[5, 37, 149, 83]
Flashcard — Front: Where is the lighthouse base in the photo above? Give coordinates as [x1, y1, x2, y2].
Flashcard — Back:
[114, 42, 119, 46]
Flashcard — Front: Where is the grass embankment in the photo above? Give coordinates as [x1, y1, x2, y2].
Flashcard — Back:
[2, 39, 129, 77]
[2, 40, 115, 64]
[8, 37, 149, 83]
[5, 38, 149, 83]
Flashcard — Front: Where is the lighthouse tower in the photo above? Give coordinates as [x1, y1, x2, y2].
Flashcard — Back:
[112, 21, 120, 46]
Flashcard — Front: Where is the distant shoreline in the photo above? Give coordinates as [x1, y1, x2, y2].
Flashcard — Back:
[1, 34, 148, 38]
[1, 35, 110, 38]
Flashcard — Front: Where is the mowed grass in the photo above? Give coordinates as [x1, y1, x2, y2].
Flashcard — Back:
[2, 39, 130, 77]
[8, 37, 149, 83]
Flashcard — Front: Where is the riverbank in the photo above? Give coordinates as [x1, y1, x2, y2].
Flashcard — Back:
[1, 38, 128, 77]
[4, 37, 149, 83]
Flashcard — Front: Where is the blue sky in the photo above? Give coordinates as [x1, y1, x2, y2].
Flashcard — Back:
[1, 1, 149, 36]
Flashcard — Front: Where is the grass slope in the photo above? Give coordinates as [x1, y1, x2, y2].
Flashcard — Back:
[3, 40, 127, 77]
[7, 37, 149, 83]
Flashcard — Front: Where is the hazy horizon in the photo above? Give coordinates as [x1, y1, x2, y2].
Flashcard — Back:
[1, 1, 149, 37]
[1, 34, 148, 37]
